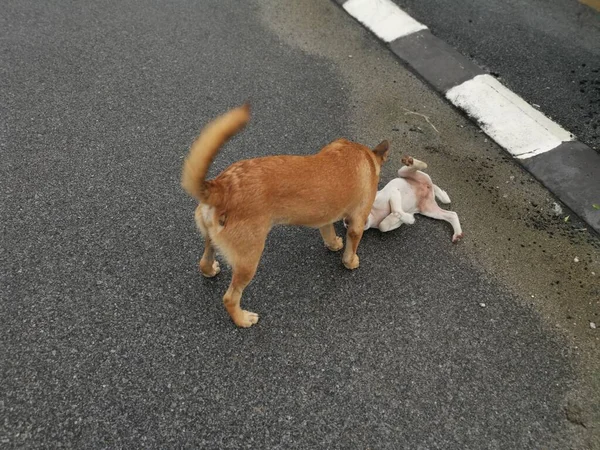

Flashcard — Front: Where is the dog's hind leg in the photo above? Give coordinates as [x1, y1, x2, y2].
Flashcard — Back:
[433, 185, 451, 204]
[215, 221, 270, 328]
[222, 260, 260, 328]
[420, 202, 463, 243]
[195, 205, 220, 277]
[220, 239, 266, 328]
[199, 235, 220, 277]
[319, 223, 343, 251]
[342, 211, 370, 270]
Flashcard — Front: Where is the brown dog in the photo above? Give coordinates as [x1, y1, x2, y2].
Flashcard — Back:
[181, 104, 389, 327]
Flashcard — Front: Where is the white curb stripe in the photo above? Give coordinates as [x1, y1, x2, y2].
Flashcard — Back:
[446, 75, 574, 159]
[343, 0, 427, 42]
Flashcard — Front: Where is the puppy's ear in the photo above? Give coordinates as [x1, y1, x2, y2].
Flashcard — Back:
[373, 140, 390, 162]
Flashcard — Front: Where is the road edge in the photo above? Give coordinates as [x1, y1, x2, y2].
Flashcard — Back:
[333, 0, 600, 235]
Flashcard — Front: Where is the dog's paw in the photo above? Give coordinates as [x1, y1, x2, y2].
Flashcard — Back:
[326, 236, 344, 252]
[233, 310, 260, 328]
[452, 232, 464, 243]
[343, 254, 360, 270]
[200, 260, 221, 278]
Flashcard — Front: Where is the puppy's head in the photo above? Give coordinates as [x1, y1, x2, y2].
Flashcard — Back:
[372, 140, 390, 164]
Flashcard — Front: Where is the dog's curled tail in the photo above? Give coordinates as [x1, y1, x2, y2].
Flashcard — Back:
[181, 103, 250, 203]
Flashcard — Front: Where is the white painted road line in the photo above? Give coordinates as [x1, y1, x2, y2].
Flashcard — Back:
[339, 0, 576, 160]
[343, 0, 427, 42]
[446, 75, 574, 159]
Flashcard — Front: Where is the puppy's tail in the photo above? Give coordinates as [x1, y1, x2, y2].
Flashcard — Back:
[181, 103, 251, 203]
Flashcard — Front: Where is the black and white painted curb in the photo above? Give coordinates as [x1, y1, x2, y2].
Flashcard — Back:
[334, 0, 600, 235]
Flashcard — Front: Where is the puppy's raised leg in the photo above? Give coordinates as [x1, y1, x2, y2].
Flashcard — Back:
[399, 155, 427, 174]
[343, 214, 368, 270]
[319, 223, 343, 251]
[421, 203, 463, 243]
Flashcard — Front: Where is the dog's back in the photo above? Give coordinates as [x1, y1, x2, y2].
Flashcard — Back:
[211, 139, 380, 227]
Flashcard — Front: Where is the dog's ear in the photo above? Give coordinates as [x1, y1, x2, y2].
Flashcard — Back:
[373, 140, 390, 162]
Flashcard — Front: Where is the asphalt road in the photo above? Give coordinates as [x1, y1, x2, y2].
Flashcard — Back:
[391, 0, 600, 152]
[1, 0, 599, 448]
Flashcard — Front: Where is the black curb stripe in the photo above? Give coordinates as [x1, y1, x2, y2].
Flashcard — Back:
[389, 30, 485, 93]
[521, 142, 600, 232]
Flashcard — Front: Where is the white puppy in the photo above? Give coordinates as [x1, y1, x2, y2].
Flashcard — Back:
[364, 156, 463, 242]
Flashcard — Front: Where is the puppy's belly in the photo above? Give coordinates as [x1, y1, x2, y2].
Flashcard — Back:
[400, 188, 419, 214]
[368, 183, 419, 228]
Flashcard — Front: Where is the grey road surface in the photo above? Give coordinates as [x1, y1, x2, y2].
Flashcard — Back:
[391, 0, 600, 152]
[1, 0, 599, 448]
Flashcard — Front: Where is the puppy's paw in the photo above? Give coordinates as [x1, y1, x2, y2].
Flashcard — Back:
[326, 236, 344, 252]
[400, 213, 415, 225]
[401, 155, 414, 166]
[343, 254, 360, 270]
[379, 214, 401, 232]
[234, 310, 260, 328]
[200, 260, 220, 278]
[452, 232, 464, 243]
